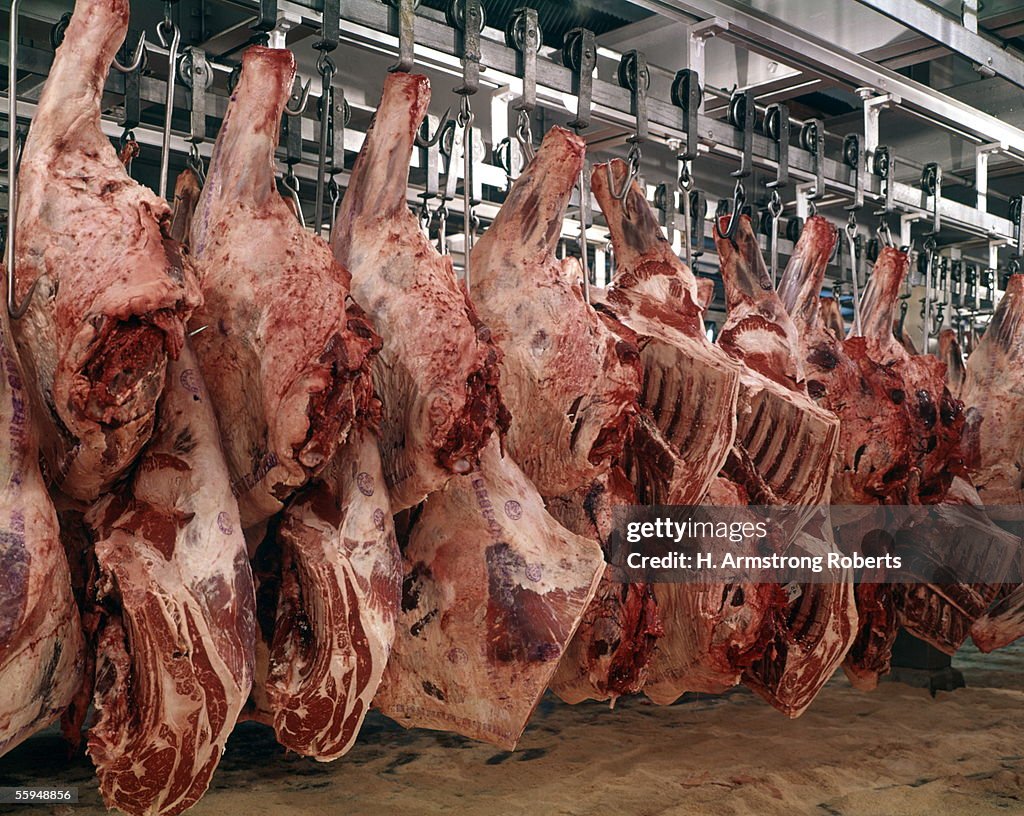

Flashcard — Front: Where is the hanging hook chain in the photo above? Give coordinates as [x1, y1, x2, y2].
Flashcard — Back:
[768, 188, 783, 286]
[328, 176, 341, 237]
[877, 216, 895, 248]
[284, 77, 313, 117]
[313, 52, 337, 236]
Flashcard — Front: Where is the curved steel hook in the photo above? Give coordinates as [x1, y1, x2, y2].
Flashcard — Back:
[607, 143, 641, 203]
[112, 32, 147, 73]
[415, 106, 452, 147]
[714, 179, 746, 241]
[284, 78, 312, 117]
[156, 19, 181, 200]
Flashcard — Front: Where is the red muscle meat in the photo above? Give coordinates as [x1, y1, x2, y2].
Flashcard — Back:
[251, 428, 401, 760]
[711, 212, 852, 716]
[190, 47, 380, 527]
[332, 72, 508, 510]
[0, 317, 84, 756]
[713, 213, 840, 508]
[777, 218, 912, 690]
[84, 343, 256, 816]
[548, 468, 663, 704]
[374, 440, 605, 750]
[12, 0, 200, 500]
[856, 247, 966, 502]
[590, 159, 742, 506]
[778, 218, 914, 505]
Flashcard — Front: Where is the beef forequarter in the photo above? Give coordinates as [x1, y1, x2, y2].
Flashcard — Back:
[332, 71, 508, 510]
[190, 46, 381, 528]
[11, 0, 201, 501]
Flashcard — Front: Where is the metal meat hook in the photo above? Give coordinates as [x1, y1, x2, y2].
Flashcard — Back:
[156, 16, 181, 200]
[608, 142, 641, 203]
[112, 32, 147, 74]
[282, 168, 305, 228]
[284, 78, 313, 117]
[845, 213, 863, 336]
[415, 107, 452, 148]
[714, 178, 746, 242]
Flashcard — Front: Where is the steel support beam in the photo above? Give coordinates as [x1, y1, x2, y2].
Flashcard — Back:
[851, 0, 1024, 87]
[623, 0, 1024, 158]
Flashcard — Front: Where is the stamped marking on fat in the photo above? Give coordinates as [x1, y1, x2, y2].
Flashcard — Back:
[356, 472, 374, 497]
[525, 563, 543, 582]
[446, 647, 468, 664]
[471, 477, 503, 541]
[503, 500, 522, 521]
[216, 511, 234, 536]
[372, 508, 385, 531]
[179, 368, 202, 397]
[231, 452, 279, 497]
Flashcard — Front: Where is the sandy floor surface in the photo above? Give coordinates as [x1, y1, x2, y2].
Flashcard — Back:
[2, 642, 1022, 816]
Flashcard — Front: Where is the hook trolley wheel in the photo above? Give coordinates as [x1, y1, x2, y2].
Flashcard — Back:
[799, 121, 819, 152]
[446, 0, 486, 34]
[505, 9, 543, 52]
[670, 69, 703, 112]
[727, 90, 748, 130]
[617, 50, 650, 93]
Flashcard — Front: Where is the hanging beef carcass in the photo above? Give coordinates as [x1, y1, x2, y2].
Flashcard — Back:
[777, 217, 912, 690]
[589, 159, 742, 507]
[466, 126, 649, 705]
[0, 322, 84, 756]
[642, 475, 782, 701]
[249, 427, 401, 761]
[374, 440, 605, 750]
[853, 248, 1014, 656]
[189, 47, 380, 527]
[547, 468, 662, 704]
[710, 213, 854, 717]
[712, 213, 840, 507]
[468, 126, 641, 497]
[778, 218, 915, 505]
[591, 161, 775, 703]
[332, 72, 508, 510]
[893, 475, 1018, 654]
[963, 274, 1024, 652]
[742, 519, 857, 717]
[83, 343, 255, 816]
[856, 247, 966, 502]
[959, 273, 1024, 511]
[11, 0, 200, 501]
